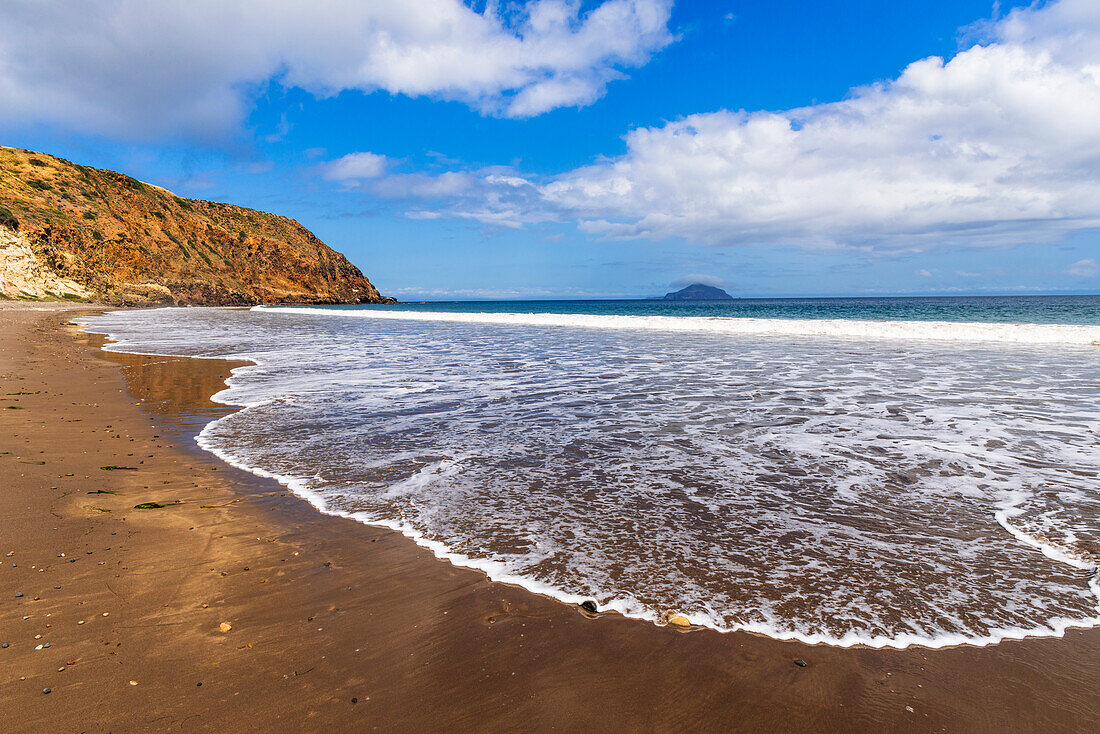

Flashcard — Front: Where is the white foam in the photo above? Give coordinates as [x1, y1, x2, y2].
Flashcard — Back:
[253, 305, 1100, 345]
[76, 307, 1100, 650]
[190, 412, 1100, 650]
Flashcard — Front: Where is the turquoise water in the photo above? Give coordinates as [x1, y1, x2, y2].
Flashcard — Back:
[337, 295, 1100, 325]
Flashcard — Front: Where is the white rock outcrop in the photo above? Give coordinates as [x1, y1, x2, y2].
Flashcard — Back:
[0, 226, 92, 300]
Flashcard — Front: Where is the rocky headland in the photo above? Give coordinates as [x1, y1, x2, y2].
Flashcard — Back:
[0, 146, 395, 305]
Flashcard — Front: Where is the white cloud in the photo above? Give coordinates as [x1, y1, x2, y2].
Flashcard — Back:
[0, 0, 673, 139]
[321, 152, 389, 183]
[362, 166, 547, 228]
[1066, 258, 1100, 277]
[917, 269, 934, 278]
[534, 0, 1100, 253]
[353, 0, 1082, 251]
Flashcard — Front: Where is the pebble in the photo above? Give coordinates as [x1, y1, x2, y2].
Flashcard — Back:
[77, 621, 84, 625]
[129, 680, 138, 686]
[794, 659, 808, 668]
[43, 688, 51, 695]
[14, 592, 23, 598]
[102, 612, 109, 617]
[1, 643, 8, 648]
[579, 600, 598, 614]
[219, 622, 232, 633]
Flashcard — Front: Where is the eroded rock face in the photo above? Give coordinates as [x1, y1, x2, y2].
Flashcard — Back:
[0, 226, 93, 301]
[0, 146, 396, 305]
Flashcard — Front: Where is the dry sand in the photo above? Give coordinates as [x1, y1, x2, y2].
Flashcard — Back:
[1, 304, 1098, 732]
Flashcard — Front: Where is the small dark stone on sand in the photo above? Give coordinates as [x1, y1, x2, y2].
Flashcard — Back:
[14, 592, 23, 598]
[43, 688, 51, 695]
[196, 682, 202, 687]
[794, 659, 808, 667]
[351, 697, 358, 704]
[580, 600, 598, 614]
[2, 642, 9, 648]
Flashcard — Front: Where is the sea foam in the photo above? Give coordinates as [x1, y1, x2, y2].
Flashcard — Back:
[80, 306, 1100, 649]
[254, 305, 1100, 345]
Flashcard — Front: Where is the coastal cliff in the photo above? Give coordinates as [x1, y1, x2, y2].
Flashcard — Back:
[0, 146, 395, 305]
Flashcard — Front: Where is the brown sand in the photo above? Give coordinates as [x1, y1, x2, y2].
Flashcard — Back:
[1, 305, 1098, 732]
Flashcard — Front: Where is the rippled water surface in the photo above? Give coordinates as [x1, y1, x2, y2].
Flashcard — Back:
[82, 302, 1100, 647]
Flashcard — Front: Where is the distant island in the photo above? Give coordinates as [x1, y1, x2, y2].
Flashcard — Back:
[0, 146, 395, 306]
[663, 283, 734, 300]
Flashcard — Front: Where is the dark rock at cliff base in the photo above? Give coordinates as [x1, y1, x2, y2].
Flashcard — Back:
[663, 283, 734, 300]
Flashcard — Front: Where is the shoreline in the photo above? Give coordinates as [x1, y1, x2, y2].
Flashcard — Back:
[2, 304, 1098, 731]
[85, 313, 1100, 653]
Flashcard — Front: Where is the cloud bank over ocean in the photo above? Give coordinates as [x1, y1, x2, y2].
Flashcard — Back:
[353, 0, 1100, 254]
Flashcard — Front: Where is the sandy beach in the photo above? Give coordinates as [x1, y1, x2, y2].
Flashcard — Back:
[2, 304, 1098, 732]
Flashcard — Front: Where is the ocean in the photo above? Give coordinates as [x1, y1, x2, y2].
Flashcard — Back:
[80, 296, 1100, 649]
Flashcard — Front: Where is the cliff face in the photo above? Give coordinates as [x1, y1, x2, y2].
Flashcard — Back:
[0, 146, 395, 305]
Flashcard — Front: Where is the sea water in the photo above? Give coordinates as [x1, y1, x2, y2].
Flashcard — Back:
[80, 296, 1100, 648]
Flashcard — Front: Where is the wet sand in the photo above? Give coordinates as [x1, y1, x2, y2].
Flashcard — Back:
[1, 304, 1098, 732]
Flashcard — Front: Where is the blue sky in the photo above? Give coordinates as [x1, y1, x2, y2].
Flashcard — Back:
[3, 0, 1099, 299]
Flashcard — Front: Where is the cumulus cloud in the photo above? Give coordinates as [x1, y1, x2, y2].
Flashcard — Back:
[321, 152, 389, 183]
[0, 0, 673, 139]
[534, 0, 1100, 253]
[386, 0, 1100, 254]
[1066, 258, 1100, 277]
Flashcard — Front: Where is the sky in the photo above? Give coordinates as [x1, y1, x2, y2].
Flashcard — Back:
[2, 0, 1099, 300]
